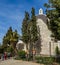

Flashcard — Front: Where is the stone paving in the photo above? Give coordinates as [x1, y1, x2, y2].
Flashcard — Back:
[0, 59, 43, 65]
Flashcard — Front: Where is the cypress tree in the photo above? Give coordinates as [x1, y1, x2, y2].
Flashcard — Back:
[22, 11, 30, 50]
[30, 7, 38, 60]
[31, 7, 38, 44]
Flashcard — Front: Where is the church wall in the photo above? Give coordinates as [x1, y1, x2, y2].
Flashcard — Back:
[34, 8, 60, 56]
[37, 19, 51, 55]
[36, 18, 57, 56]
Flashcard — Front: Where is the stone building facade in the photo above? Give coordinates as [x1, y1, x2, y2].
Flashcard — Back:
[36, 8, 59, 56]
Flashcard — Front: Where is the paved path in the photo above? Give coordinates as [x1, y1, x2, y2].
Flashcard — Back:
[0, 59, 43, 65]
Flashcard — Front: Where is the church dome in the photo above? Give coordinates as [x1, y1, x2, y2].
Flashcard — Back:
[36, 8, 47, 24]
[17, 40, 24, 44]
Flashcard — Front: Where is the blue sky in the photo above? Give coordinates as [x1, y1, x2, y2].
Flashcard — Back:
[0, 0, 48, 44]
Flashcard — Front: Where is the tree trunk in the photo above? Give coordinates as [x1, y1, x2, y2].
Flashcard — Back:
[26, 43, 29, 53]
[10, 41, 17, 55]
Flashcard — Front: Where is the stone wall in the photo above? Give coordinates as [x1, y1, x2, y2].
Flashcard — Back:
[36, 18, 57, 56]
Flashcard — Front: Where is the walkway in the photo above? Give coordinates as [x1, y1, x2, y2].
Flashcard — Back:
[0, 58, 43, 65]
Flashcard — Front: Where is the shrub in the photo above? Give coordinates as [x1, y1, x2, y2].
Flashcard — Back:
[7, 46, 14, 53]
[55, 46, 60, 63]
[18, 50, 26, 59]
[0, 48, 4, 53]
[0, 45, 4, 54]
[35, 56, 54, 65]
[55, 46, 60, 56]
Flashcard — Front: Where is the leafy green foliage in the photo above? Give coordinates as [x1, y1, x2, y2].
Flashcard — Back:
[22, 11, 30, 51]
[55, 46, 60, 63]
[22, 11, 29, 43]
[22, 8, 38, 44]
[31, 7, 38, 43]
[18, 51, 26, 59]
[44, 0, 60, 40]
[21, 8, 38, 58]
[0, 45, 4, 53]
[7, 46, 14, 53]
[35, 56, 54, 65]
[2, 27, 19, 53]
[55, 46, 60, 55]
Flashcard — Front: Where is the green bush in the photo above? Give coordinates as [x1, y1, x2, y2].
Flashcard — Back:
[55, 46, 60, 55]
[18, 50, 26, 59]
[14, 56, 21, 60]
[55, 46, 60, 63]
[7, 46, 14, 53]
[0, 45, 4, 53]
[0, 48, 4, 53]
[35, 56, 54, 65]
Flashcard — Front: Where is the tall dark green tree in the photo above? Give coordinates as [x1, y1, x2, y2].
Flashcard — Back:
[10, 29, 19, 54]
[10, 30, 19, 47]
[44, 0, 60, 40]
[31, 7, 38, 45]
[2, 27, 19, 53]
[29, 7, 38, 60]
[2, 27, 13, 50]
[22, 8, 39, 56]
[22, 11, 30, 50]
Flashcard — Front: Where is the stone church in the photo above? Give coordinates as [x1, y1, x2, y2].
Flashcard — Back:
[36, 8, 59, 56]
[16, 8, 60, 56]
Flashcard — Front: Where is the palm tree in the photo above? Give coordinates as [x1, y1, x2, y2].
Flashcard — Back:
[3, 27, 19, 55]
[10, 30, 19, 54]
